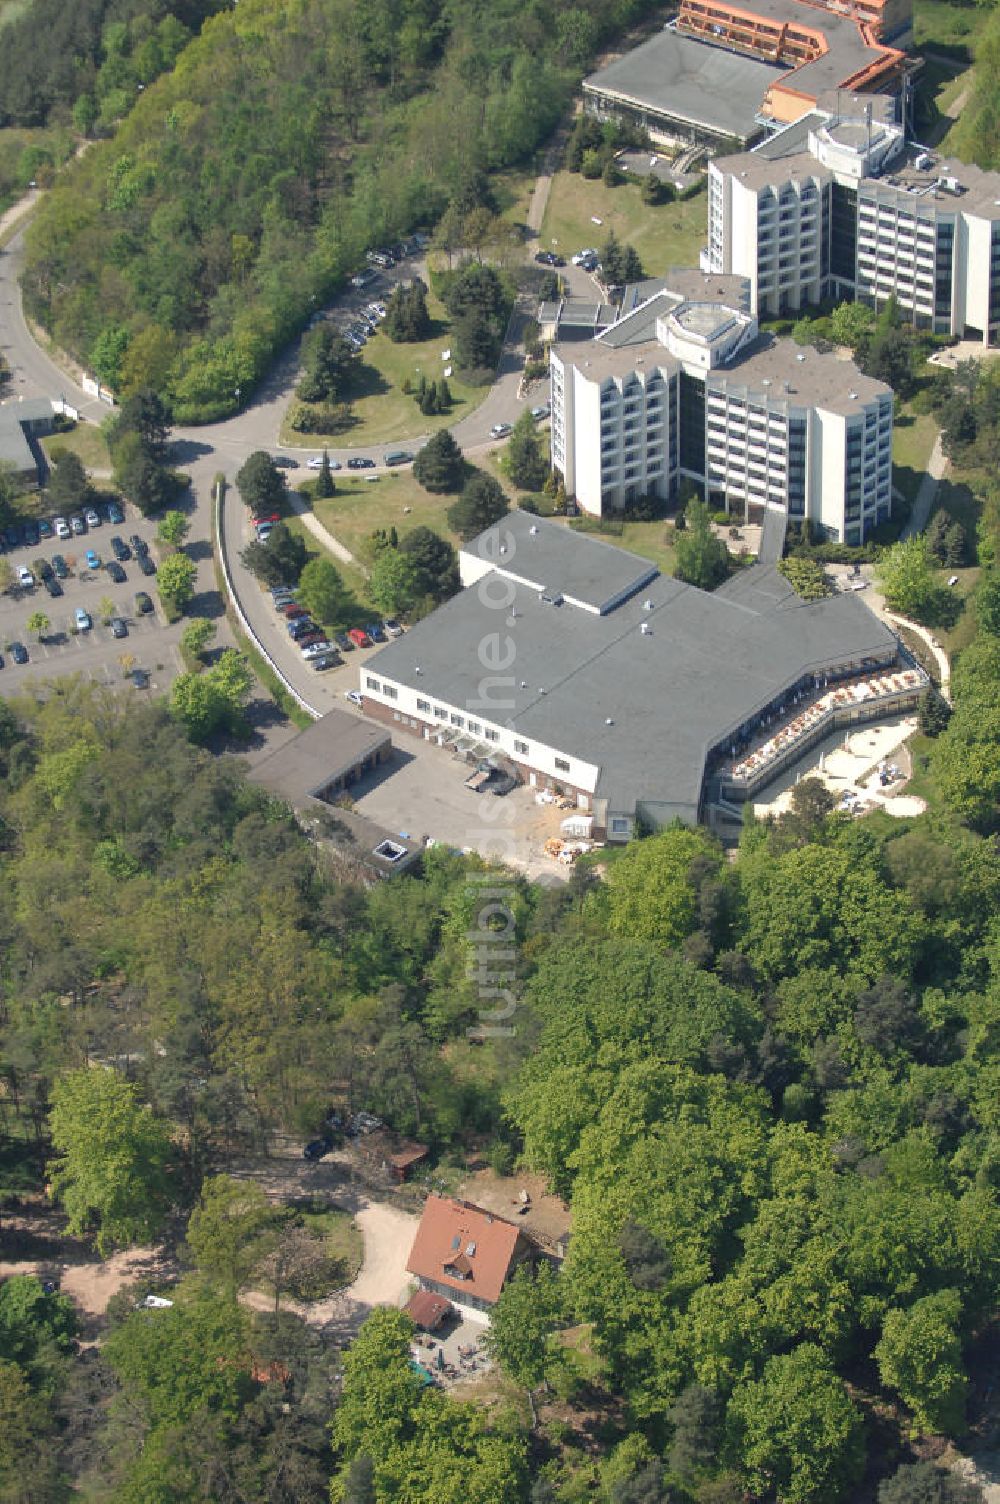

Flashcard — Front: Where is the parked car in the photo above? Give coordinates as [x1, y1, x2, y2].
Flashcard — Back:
[0, 651, 4, 667]
[51, 554, 69, 579]
[576, 253, 598, 271]
[334, 631, 353, 651]
[288, 618, 316, 640]
[255, 523, 274, 543]
[16, 565, 34, 589]
[53, 516, 71, 539]
[109, 617, 128, 638]
[301, 639, 332, 659]
[75, 608, 92, 632]
[280, 602, 309, 618]
[10, 641, 27, 664]
[129, 534, 149, 555]
[490, 423, 512, 439]
[383, 619, 403, 637]
[43, 576, 63, 598]
[110, 535, 130, 561]
[85, 549, 100, 570]
[131, 667, 150, 688]
[347, 628, 370, 648]
[106, 560, 127, 583]
[272, 455, 298, 469]
[70, 514, 86, 535]
[307, 456, 326, 470]
[270, 583, 296, 598]
[84, 507, 101, 529]
[311, 651, 340, 671]
[138, 554, 156, 577]
[347, 456, 375, 470]
[272, 591, 297, 608]
[535, 250, 565, 267]
[107, 500, 125, 524]
[303, 1138, 332, 1162]
[22, 521, 39, 548]
[530, 403, 550, 420]
[572, 247, 599, 265]
[134, 591, 153, 614]
[36, 559, 53, 580]
[345, 689, 364, 706]
[365, 622, 386, 643]
[38, 518, 54, 540]
[487, 773, 518, 796]
[384, 450, 412, 467]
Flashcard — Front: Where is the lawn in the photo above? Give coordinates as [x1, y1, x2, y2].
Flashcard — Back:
[914, 0, 987, 59]
[41, 420, 112, 475]
[283, 288, 490, 447]
[312, 471, 462, 561]
[539, 170, 707, 278]
[298, 1206, 364, 1284]
[570, 513, 679, 575]
[892, 407, 938, 505]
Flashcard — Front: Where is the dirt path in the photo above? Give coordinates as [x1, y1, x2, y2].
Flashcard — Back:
[242, 1194, 418, 1339]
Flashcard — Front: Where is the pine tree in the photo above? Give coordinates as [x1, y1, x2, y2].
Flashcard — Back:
[315, 449, 335, 498]
[438, 377, 452, 409]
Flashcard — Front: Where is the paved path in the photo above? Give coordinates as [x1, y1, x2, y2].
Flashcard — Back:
[902, 431, 947, 540]
[289, 489, 357, 566]
[885, 610, 952, 699]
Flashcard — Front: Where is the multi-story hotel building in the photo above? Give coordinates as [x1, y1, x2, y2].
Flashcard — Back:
[550, 281, 893, 545]
[706, 105, 1000, 343]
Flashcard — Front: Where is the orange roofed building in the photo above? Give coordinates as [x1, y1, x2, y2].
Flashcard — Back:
[405, 1196, 533, 1319]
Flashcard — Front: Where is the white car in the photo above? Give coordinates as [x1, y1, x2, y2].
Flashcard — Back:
[53, 516, 71, 539]
[255, 523, 274, 542]
[530, 403, 550, 421]
[307, 455, 342, 471]
[345, 689, 363, 706]
[301, 640, 333, 660]
[75, 607, 92, 632]
[16, 565, 34, 589]
[489, 423, 512, 440]
[84, 506, 101, 528]
[572, 247, 599, 265]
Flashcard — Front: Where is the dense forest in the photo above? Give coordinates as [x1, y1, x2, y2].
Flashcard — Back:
[20, 0, 651, 421]
[0, 0, 225, 129]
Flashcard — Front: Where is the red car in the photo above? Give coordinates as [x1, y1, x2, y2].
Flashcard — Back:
[347, 627, 370, 648]
[281, 603, 309, 618]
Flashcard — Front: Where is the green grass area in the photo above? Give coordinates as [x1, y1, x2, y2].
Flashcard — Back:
[570, 513, 679, 575]
[494, 164, 538, 228]
[312, 471, 461, 562]
[892, 408, 938, 505]
[298, 1206, 364, 1284]
[914, 0, 987, 59]
[539, 171, 706, 277]
[41, 421, 112, 474]
[284, 289, 489, 447]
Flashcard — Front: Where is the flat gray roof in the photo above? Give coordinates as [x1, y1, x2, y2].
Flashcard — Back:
[706, 332, 891, 415]
[464, 508, 658, 614]
[584, 26, 783, 143]
[366, 558, 898, 820]
[246, 708, 390, 803]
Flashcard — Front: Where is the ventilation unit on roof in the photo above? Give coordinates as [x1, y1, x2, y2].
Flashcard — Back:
[414, 666, 422, 674]
[466, 1242, 476, 1257]
[640, 622, 651, 635]
[848, 390, 858, 399]
[605, 717, 614, 726]
[499, 543, 507, 554]
[451, 1235, 461, 1250]
[643, 598, 654, 610]
[796, 352, 806, 362]
[540, 591, 563, 606]
[529, 524, 539, 535]
[520, 680, 528, 689]
[539, 687, 547, 694]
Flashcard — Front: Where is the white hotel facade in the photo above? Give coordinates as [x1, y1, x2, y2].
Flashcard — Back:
[550, 287, 893, 546]
[705, 103, 1000, 343]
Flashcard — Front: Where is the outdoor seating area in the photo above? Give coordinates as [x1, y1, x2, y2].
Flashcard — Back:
[722, 667, 926, 790]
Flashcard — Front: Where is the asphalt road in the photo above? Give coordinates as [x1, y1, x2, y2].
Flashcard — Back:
[0, 176, 563, 713]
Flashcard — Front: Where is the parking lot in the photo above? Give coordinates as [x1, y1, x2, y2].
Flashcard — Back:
[0, 506, 183, 691]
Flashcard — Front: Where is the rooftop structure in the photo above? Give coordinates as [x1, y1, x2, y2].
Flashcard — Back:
[0, 398, 65, 486]
[583, 0, 914, 148]
[706, 109, 1000, 341]
[359, 515, 921, 838]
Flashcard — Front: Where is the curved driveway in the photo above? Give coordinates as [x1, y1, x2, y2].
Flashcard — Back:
[0, 159, 575, 710]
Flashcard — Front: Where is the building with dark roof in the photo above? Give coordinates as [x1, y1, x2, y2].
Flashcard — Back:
[245, 708, 421, 876]
[0, 398, 66, 486]
[358, 513, 926, 840]
[582, 0, 915, 148]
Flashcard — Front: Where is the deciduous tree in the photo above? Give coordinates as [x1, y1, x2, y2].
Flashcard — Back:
[47, 1066, 176, 1254]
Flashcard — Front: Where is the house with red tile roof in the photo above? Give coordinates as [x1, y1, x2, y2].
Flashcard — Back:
[405, 1196, 532, 1318]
